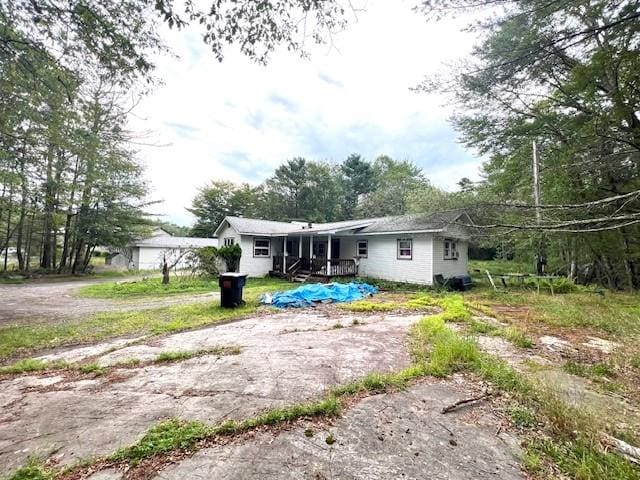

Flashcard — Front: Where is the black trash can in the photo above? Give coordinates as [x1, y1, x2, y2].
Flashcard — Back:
[451, 275, 473, 291]
[219, 273, 248, 308]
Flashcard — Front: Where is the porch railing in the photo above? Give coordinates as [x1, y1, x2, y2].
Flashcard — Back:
[273, 256, 357, 276]
[328, 258, 358, 276]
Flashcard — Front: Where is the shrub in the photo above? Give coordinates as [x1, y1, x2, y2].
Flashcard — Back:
[217, 244, 242, 272]
[194, 244, 242, 275]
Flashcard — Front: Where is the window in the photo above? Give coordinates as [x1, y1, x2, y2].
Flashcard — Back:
[253, 238, 270, 257]
[357, 240, 368, 258]
[224, 237, 235, 247]
[397, 238, 412, 260]
[444, 238, 458, 260]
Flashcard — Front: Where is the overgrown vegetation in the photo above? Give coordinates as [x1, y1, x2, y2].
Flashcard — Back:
[467, 286, 640, 337]
[6, 289, 640, 480]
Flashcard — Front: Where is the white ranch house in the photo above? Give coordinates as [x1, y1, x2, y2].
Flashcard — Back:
[108, 228, 218, 270]
[213, 211, 472, 285]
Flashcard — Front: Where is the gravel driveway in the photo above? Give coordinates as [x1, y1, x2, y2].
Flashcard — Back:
[0, 277, 219, 327]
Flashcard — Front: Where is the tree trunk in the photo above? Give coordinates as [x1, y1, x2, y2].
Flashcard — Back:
[40, 144, 55, 269]
[59, 157, 80, 272]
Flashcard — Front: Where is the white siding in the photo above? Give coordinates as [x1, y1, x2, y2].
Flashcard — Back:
[136, 246, 195, 270]
[432, 236, 469, 278]
[238, 235, 277, 277]
[356, 234, 434, 285]
[217, 224, 241, 249]
[216, 224, 279, 277]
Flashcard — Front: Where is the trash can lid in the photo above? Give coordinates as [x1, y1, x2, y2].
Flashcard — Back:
[219, 272, 247, 278]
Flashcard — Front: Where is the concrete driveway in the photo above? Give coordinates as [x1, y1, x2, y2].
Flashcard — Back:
[0, 310, 523, 479]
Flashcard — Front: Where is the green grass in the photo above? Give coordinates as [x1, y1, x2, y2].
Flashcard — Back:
[501, 326, 534, 348]
[0, 358, 51, 375]
[78, 276, 286, 299]
[155, 346, 241, 362]
[509, 403, 539, 428]
[340, 293, 442, 313]
[108, 395, 341, 467]
[467, 287, 640, 337]
[5, 458, 53, 480]
[108, 419, 211, 466]
[469, 259, 535, 275]
[356, 276, 431, 292]
[0, 346, 241, 377]
[339, 300, 395, 312]
[0, 280, 291, 361]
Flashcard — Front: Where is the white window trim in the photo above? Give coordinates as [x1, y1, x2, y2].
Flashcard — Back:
[223, 237, 235, 247]
[444, 238, 459, 260]
[397, 238, 413, 260]
[253, 238, 271, 258]
[356, 240, 368, 258]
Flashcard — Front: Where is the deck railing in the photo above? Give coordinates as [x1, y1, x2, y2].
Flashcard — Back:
[272, 256, 357, 276]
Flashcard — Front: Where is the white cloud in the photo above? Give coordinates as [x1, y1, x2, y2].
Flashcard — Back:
[128, 0, 483, 226]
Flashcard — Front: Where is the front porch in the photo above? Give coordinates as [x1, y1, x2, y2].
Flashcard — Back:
[269, 234, 358, 279]
[271, 256, 358, 278]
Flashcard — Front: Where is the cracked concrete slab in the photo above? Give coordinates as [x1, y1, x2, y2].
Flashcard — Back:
[156, 379, 523, 480]
[0, 312, 420, 474]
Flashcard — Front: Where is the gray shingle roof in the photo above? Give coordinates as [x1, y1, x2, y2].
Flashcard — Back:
[356, 211, 466, 234]
[221, 211, 468, 236]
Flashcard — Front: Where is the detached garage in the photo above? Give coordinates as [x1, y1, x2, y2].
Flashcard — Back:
[107, 229, 218, 270]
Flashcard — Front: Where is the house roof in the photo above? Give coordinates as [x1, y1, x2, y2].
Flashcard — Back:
[356, 211, 468, 234]
[132, 236, 218, 249]
[217, 211, 470, 237]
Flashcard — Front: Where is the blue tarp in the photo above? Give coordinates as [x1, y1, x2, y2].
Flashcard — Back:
[262, 282, 378, 308]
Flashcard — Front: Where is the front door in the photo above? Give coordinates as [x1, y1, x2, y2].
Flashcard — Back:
[331, 238, 340, 259]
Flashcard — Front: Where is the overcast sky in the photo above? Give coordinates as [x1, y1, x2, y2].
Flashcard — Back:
[129, 1, 482, 226]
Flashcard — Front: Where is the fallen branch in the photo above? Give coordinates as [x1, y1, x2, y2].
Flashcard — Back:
[602, 433, 640, 465]
[441, 393, 493, 414]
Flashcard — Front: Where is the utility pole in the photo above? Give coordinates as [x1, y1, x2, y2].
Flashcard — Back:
[532, 140, 546, 276]
[532, 140, 542, 224]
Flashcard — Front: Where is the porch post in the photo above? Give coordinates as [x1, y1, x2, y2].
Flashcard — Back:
[298, 236, 303, 258]
[309, 235, 314, 265]
[326, 234, 332, 275]
[283, 237, 287, 272]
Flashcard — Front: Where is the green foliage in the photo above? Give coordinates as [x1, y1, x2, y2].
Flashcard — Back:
[194, 247, 221, 277]
[216, 244, 242, 272]
[188, 181, 261, 237]
[420, 1, 640, 289]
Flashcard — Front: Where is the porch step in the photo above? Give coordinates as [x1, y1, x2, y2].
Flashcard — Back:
[292, 273, 310, 283]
